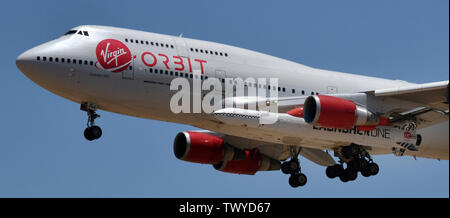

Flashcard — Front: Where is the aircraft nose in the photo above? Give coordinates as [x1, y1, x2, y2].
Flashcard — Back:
[16, 49, 35, 76]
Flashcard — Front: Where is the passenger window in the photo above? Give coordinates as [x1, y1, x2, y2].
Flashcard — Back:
[220, 52, 223, 56]
[61, 58, 65, 63]
[165, 44, 169, 48]
[130, 39, 134, 43]
[135, 40, 139, 44]
[79, 60, 82, 64]
[215, 52, 218, 55]
[141, 40, 144, 44]
[180, 72, 184, 77]
[156, 43, 159, 46]
[55, 58, 59, 62]
[195, 48, 198, 52]
[175, 72, 178, 76]
[292, 89, 295, 93]
[200, 49, 203, 53]
[73, 59, 77, 64]
[49, 57, 53, 62]
[283, 88, 286, 92]
[205, 50, 208, 54]
[145, 41, 149, 45]
[165, 70, 168, 75]
[190, 48, 194, 51]
[90, 61, 93, 66]
[190, 74, 193, 79]
[151, 42, 154, 46]
[170, 45, 174, 48]
[149, 68, 153, 73]
[129, 66, 133, 70]
[125, 39, 128, 42]
[302, 90, 305, 95]
[84, 60, 88, 65]
[225, 53, 228, 57]
[37, 56, 40, 61]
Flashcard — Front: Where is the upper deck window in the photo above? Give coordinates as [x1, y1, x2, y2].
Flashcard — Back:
[64, 30, 77, 35]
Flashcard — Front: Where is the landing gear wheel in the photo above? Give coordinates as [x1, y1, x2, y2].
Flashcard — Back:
[339, 173, 350, 183]
[289, 173, 307, 187]
[281, 162, 291, 174]
[81, 103, 102, 141]
[326, 166, 336, 179]
[346, 169, 358, 181]
[84, 126, 102, 141]
[361, 168, 372, 177]
[326, 164, 343, 179]
[368, 163, 379, 176]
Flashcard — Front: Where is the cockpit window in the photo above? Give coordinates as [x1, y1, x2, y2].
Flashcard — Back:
[64, 30, 77, 35]
[83, 31, 89, 36]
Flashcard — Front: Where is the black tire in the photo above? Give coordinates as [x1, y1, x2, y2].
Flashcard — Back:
[339, 173, 350, 183]
[347, 159, 360, 172]
[335, 164, 344, 176]
[84, 127, 94, 141]
[368, 163, 379, 176]
[289, 174, 300, 188]
[361, 168, 371, 177]
[326, 166, 337, 179]
[281, 162, 291, 174]
[84, 126, 102, 141]
[297, 173, 307, 186]
[347, 169, 358, 181]
[359, 159, 369, 170]
[289, 160, 299, 172]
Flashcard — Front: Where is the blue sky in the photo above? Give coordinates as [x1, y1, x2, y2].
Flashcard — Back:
[0, 0, 448, 197]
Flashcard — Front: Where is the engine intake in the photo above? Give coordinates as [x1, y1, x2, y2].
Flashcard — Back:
[304, 95, 381, 129]
[173, 131, 242, 164]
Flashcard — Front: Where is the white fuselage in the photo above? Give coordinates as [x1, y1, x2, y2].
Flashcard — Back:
[16, 25, 448, 160]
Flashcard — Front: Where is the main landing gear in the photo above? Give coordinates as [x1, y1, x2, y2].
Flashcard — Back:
[326, 144, 379, 182]
[81, 102, 102, 141]
[281, 147, 307, 188]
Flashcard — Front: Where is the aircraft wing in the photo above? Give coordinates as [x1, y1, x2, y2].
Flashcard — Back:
[256, 80, 449, 130]
[367, 81, 449, 129]
[221, 133, 336, 166]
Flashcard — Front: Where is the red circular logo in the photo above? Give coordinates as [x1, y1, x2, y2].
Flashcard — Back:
[96, 39, 132, 73]
[404, 132, 412, 139]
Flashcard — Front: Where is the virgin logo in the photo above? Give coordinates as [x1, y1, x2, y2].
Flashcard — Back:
[404, 131, 412, 139]
[96, 39, 132, 73]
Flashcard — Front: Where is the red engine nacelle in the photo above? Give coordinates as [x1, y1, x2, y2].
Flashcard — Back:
[303, 95, 385, 129]
[213, 149, 281, 175]
[173, 131, 238, 164]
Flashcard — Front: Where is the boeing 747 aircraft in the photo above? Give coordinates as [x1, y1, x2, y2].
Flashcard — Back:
[16, 25, 449, 187]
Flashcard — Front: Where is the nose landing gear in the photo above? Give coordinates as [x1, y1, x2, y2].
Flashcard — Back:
[81, 102, 102, 141]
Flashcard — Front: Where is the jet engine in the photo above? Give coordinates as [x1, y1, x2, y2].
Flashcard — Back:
[303, 95, 387, 129]
[174, 131, 281, 174]
[173, 131, 243, 164]
[213, 149, 281, 175]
